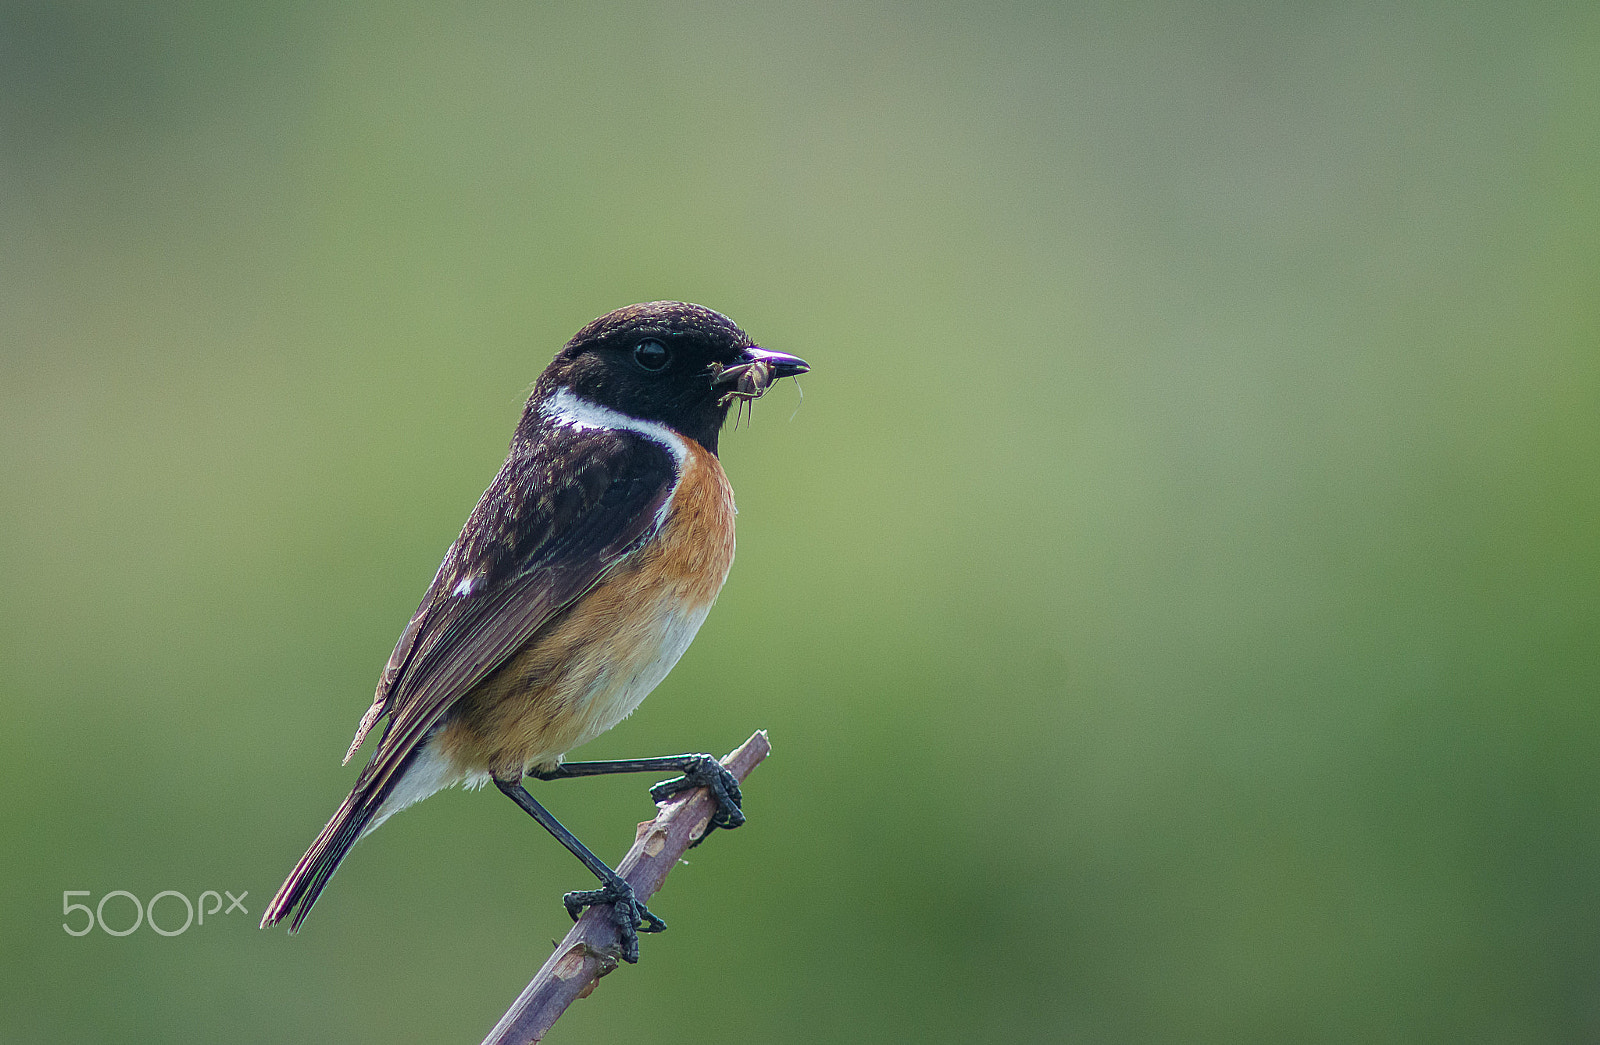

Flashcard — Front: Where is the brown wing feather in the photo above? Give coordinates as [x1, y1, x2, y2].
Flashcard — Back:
[344, 560, 447, 764]
[262, 425, 676, 931]
[355, 430, 676, 795]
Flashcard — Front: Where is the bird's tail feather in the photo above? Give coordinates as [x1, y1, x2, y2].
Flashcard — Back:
[261, 775, 393, 932]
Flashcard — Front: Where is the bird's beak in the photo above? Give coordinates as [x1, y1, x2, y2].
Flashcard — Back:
[737, 347, 809, 378]
[710, 346, 809, 401]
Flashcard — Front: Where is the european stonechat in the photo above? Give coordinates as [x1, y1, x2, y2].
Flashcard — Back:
[261, 302, 806, 961]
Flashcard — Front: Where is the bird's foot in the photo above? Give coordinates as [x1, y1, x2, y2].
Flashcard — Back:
[649, 754, 744, 845]
[562, 877, 665, 964]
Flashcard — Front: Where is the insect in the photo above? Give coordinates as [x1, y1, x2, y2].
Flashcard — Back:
[710, 359, 774, 405]
[709, 359, 776, 428]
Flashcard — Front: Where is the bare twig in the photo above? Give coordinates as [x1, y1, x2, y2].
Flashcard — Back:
[480, 730, 772, 1045]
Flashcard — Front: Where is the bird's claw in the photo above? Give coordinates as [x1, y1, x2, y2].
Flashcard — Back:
[562, 877, 665, 964]
[649, 755, 744, 845]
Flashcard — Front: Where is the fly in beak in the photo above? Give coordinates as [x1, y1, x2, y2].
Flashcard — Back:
[710, 346, 810, 404]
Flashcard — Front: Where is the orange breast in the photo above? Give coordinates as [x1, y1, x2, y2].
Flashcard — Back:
[434, 441, 736, 779]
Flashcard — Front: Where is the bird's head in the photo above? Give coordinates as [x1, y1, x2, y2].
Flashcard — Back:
[532, 301, 807, 454]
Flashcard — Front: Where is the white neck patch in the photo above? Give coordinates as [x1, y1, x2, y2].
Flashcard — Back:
[542, 387, 690, 473]
[542, 388, 691, 534]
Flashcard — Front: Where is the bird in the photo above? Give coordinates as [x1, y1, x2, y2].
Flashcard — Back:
[260, 301, 807, 961]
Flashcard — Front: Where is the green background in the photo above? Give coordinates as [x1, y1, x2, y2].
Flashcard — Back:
[4, 3, 1598, 1042]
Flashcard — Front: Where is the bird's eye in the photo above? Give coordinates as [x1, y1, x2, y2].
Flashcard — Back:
[632, 339, 670, 371]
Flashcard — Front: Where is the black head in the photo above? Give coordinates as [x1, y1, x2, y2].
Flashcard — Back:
[530, 302, 806, 454]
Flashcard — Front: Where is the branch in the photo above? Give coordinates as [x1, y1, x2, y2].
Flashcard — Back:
[480, 730, 772, 1045]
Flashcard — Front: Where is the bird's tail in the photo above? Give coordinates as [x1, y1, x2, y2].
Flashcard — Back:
[260, 774, 393, 932]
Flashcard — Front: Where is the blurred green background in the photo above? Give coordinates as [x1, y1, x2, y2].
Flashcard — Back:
[4, 2, 1598, 1042]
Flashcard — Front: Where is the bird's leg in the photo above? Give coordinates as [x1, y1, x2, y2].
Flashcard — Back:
[529, 753, 744, 845]
[493, 779, 665, 963]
